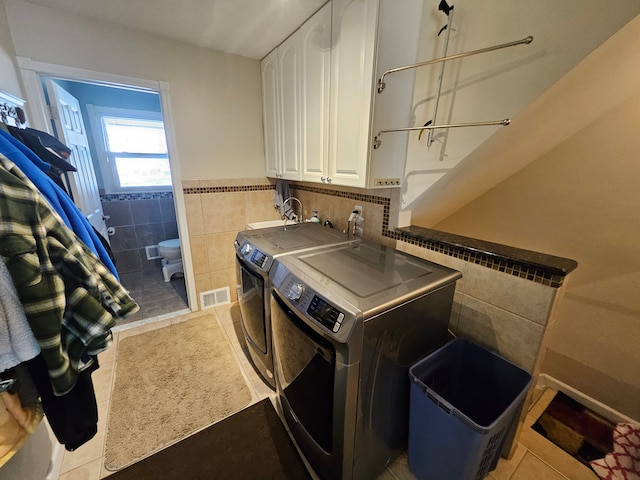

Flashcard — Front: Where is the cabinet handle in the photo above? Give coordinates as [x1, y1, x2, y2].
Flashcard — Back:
[321, 177, 326, 182]
[327, 177, 332, 184]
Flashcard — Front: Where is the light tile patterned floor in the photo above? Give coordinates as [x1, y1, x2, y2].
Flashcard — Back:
[57, 304, 600, 480]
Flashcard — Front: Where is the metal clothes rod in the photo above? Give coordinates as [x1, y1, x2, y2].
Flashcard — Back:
[377, 35, 534, 93]
[427, 5, 455, 147]
[372, 118, 510, 149]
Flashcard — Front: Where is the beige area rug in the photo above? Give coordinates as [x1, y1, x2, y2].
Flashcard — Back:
[104, 313, 252, 471]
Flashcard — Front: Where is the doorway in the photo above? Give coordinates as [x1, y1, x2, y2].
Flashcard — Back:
[19, 61, 193, 324]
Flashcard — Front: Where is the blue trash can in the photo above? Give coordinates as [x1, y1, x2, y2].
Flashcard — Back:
[408, 338, 532, 480]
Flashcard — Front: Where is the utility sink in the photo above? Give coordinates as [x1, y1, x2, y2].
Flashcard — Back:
[246, 219, 289, 229]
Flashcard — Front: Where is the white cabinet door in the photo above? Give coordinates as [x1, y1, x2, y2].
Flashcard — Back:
[262, 34, 302, 180]
[277, 32, 302, 180]
[368, 0, 422, 186]
[261, 49, 280, 178]
[300, 2, 332, 184]
[328, 0, 378, 187]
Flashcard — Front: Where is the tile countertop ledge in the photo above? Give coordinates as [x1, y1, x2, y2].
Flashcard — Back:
[395, 226, 578, 287]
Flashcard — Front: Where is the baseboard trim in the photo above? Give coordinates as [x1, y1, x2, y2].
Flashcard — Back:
[537, 373, 638, 424]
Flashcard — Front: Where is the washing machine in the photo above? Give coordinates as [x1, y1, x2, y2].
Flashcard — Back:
[269, 240, 462, 479]
[234, 223, 359, 389]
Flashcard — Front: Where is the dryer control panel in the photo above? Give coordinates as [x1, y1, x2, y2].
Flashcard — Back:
[271, 261, 356, 339]
[308, 296, 345, 333]
[249, 249, 269, 270]
[236, 241, 271, 272]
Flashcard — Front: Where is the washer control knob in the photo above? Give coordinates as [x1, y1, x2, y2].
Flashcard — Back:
[240, 244, 252, 256]
[288, 283, 304, 301]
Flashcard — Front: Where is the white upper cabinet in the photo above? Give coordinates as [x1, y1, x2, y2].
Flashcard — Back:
[327, 0, 378, 187]
[262, 33, 302, 180]
[329, 0, 422, 188]
[277, 32, 302, 179]
[263, 0, 422, 188]
[368, 0, 423, 187]
[262, 49, 281, 178]
[300, 2, 332, 184]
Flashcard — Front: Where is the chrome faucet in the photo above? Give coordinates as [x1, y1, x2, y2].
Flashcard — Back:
[281, 197, 303, 223]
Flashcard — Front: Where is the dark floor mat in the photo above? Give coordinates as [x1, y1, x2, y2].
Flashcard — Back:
[532, 391, 615, 468]
[107, 398, 311, 480]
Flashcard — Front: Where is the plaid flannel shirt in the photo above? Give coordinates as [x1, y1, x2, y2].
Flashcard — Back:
[0, 154, 138, 395]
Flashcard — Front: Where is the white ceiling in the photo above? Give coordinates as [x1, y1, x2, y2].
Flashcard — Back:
[23, 0, 328, 60]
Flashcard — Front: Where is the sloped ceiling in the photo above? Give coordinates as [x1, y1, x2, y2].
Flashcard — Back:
[410, 14, 640, 227]
[21, 0, 327, 60]
[403, 1, 640, 227]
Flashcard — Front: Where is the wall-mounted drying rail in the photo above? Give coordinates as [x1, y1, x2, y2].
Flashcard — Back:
[373, 119, 510, 150]
[377, 35, 533, 94]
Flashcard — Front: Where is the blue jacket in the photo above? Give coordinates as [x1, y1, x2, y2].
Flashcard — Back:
[0, 129, 118, 278]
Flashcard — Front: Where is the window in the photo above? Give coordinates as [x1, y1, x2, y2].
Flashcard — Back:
[88, 105, 172, 194]
[102, 116, 171, 190]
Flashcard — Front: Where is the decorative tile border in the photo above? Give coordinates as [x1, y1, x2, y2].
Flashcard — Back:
[183, 185, 273, 195]
[101, 192, 174, 201]
[183, 181, 577, 288]
[293, 184, 389, 205]
[393, 226, 577, 288]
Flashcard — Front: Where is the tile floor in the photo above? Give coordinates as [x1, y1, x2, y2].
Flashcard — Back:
[117, 270, 189, 326]
[56, 304, 600, 480]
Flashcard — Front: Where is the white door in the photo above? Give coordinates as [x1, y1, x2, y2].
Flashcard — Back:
[45, 80, 109, 241]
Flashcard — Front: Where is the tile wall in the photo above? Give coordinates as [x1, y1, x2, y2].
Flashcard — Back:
[182, 178, 282, 307]
[182, 177, 565, 377]
[181, 178, 406, 308]
[102, 193, 178, 274]
[394, 242, 564, 374]
[393, 242, 568, 457]
[290, 182, 398, 248]
[288, 181, 566, 376]
[181, 177, 570, 455]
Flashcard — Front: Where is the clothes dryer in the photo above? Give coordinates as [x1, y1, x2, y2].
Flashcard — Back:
[269, 241, 462, 479]
[234, 223, 359, 389]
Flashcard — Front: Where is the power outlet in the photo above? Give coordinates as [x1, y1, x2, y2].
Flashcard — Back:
[374, 178, 401, 186]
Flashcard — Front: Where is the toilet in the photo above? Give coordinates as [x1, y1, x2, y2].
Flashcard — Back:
[158, 238, 184, 282]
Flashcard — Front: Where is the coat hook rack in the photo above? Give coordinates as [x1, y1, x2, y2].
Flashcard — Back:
[0, 90, 27, 128]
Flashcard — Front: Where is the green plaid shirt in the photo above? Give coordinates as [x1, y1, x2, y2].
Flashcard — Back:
[0, 154, 138, 395]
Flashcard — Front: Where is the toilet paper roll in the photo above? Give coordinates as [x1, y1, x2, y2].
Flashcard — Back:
[107, 227, 116, 236]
